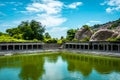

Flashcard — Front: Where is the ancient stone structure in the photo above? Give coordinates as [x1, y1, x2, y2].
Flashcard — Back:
[0, 42, 44, 51]
[64, 41, 120, 52]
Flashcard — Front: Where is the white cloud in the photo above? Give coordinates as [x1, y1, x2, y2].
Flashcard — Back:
[101, 0, 120, 13]
[106, 7, 113, 13]
[36, 14, 67, 27]
[67, 2, 83, 9]
[22, 0, 83, 27]
[26, 0, 63, 14]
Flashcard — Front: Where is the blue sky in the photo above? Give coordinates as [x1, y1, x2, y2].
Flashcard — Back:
[0, 0, 120, 38]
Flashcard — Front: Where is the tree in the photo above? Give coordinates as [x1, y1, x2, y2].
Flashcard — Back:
[44, 32, 51, 39]
[83, 25, 91, 30]
[6, 20, 45, 40]
[66, 29, 77, 41]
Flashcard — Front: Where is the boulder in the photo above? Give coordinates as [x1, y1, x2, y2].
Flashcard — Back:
[75, 27, 93, 40]
[90, 29, 119, 41]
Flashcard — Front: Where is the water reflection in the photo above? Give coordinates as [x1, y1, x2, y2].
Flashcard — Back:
[62, 53, 120, 76]
[0, 55, 45, 80]
[19, 55, 45, 80]
[0, 53, 120, 80]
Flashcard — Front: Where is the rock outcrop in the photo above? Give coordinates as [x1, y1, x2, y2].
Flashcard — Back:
[90, 29, 119, 41]
[75, 27, 93, 40]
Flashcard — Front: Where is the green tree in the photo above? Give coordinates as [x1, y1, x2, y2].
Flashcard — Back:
[6, 20, 45, 40]
[83, 25, 91, 30]
[66, 29, 77, 41]
[44, 32, 51, 39]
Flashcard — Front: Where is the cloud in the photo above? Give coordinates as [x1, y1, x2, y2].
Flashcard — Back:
[26, 0, 63, 14]
[21, 0, 83, 28]
[101, 0, 120, 13]
[67, 2, 83, 9]
[16, 0, 83, 38]
[36, 14, 67, 27]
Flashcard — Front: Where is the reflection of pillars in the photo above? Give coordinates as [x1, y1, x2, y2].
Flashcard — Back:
[37, 45, 39, 49]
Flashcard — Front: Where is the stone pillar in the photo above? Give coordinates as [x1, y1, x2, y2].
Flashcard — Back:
[88, 45, 89, 50]
[75, 44, 77, 49]
[26, 45, 28, 50]
[83, 45, 85, 50]
[79, 45, 81, 50]
[7, 45, 8, 50]
[13, 45, 15, 50]
[31, 45, 34, 50]
[103, 44, 105, 51]
[110, 44, 113, 51]
[18, 45, 19, 50]
[106, 44, 109, 51]
[22, 45, 23, 50]
[97, 44, 99, 51]
[0, 45, 1, 50]
[93, 44, 94, 50]
[37, 45, 39, 49]
[118, 44, 120, 52]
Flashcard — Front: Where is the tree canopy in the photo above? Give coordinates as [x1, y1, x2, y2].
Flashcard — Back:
[6, 20, 45, 40]
[66, 29, 77, 41]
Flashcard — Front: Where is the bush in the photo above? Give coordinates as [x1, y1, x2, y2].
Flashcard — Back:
[107, 37, 120, 41]
[80, 37, 90, 42]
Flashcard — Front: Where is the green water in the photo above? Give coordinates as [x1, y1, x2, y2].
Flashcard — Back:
[0, 52, 120, 80]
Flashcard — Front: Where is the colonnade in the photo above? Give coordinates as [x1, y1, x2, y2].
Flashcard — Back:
[0, 42, 44, 51]
[65, 42, 120, 52]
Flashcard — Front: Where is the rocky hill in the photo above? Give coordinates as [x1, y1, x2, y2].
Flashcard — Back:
[75, 18, 120, 41]
[92, 18, 120, 32]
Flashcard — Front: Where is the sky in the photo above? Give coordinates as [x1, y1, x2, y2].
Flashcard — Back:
[0, 0, 120, 38]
